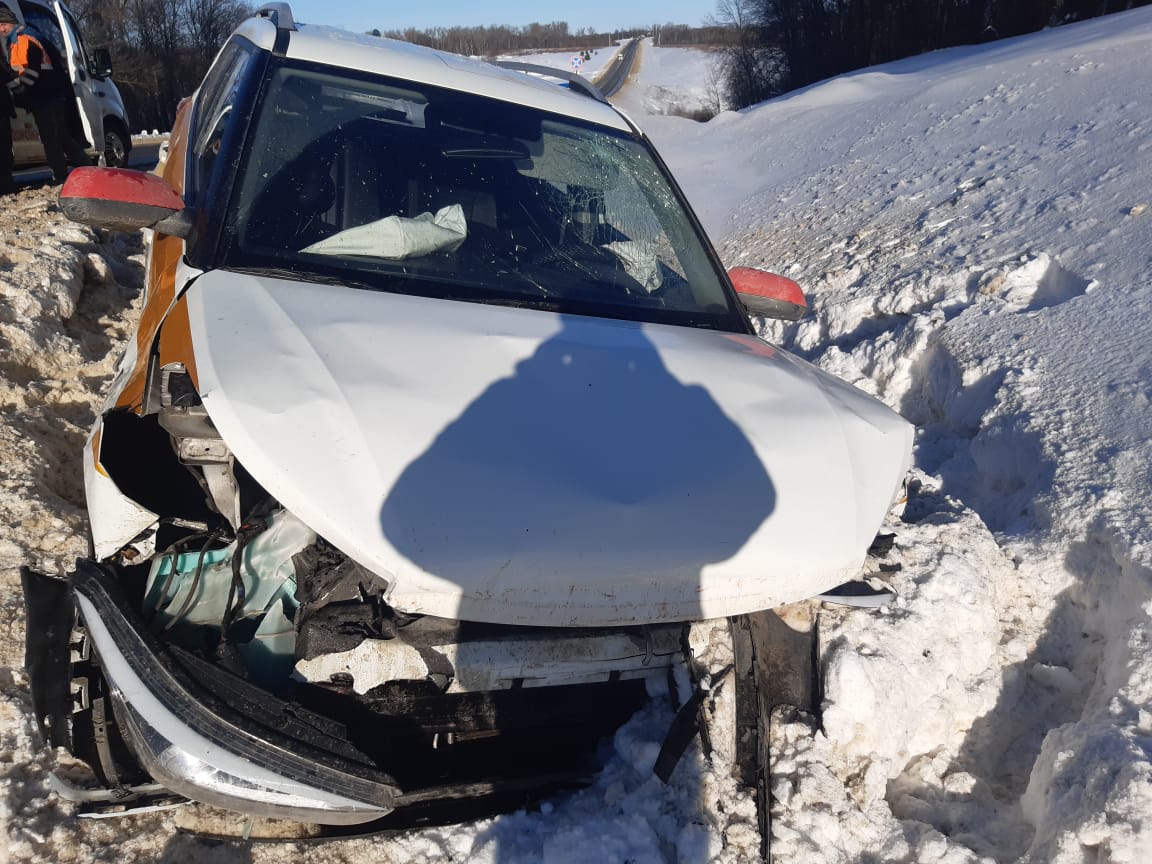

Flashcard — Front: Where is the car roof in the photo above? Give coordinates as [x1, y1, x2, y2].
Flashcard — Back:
[231, 14, 634, 134]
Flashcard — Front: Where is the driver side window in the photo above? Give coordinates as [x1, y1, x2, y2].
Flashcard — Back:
[190, 39, 256, 199]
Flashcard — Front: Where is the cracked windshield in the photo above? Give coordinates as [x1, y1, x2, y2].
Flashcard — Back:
[225, 63, 739, 327]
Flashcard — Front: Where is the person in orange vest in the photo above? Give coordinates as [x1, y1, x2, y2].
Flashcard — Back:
[0, 4, 90, 185]
[0, 40, 15, 195]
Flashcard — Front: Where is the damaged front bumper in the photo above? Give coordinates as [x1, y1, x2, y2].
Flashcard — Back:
[23, 563, 400, 825]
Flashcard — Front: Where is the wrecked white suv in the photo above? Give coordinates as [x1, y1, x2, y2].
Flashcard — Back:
[23, 2, 912, 830]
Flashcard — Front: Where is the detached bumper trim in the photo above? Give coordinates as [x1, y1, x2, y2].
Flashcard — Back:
[20, 568, 75, 751]
[72, 563, 398, 825]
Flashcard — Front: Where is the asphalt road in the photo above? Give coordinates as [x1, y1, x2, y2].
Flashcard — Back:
[594, 38, 640, 97]
[11, 139, 163, 189]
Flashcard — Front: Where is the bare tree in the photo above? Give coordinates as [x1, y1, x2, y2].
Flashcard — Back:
[183, 0, 250, 63]
[723, 0, 1152, 109]
[713, 0, 785, 108]
[67, 0, 250, 130]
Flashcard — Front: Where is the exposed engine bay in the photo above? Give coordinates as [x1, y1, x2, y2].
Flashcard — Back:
[142, 506, 685, 701]
[25, 378, 708, 827]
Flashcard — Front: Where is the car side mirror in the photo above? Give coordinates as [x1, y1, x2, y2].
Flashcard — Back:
[728, 266, 808, 321]
[59, 167, 193, 238]
[90, 48, 113, 79]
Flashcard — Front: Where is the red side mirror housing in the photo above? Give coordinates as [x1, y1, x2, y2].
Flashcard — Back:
[59, 167, 190, 237]
[728, 267, 808, 321]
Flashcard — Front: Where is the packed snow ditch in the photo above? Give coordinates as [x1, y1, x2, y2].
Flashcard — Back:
[665, 10, 1152, 861]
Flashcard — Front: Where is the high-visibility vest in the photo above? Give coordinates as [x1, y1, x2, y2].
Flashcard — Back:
[6, 28, 64, 102]
[14, 30, 52, 65]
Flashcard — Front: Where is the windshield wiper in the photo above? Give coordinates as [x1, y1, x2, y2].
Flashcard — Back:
[228, 266, 380, 292]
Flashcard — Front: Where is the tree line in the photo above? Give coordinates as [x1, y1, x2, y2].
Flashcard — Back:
[53, 0, 1152, 134]
[373, 22, 621, 55]
[370, 21, 727, 56]
[63, 1, 725, 132]
[69, 0, 252, 132]
[715, 0, 1152, 109]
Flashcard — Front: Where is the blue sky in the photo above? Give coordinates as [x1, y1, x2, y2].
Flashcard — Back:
[288, 0, 719, 35]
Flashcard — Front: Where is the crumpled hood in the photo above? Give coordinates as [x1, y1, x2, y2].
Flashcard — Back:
[185, 272, 913, 626]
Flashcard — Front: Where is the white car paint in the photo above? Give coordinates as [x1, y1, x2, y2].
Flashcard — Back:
[84, 425, 160, 561]
[184, 271, 913, 627]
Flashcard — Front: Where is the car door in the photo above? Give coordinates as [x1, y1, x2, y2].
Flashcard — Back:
[49, 0, 104, 156]
[9, 0, 102, 165]
[10, 109, 42, 167]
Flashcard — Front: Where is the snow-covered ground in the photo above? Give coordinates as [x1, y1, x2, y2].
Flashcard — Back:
[640, 10, 1152, 862]
[518, 37, 726, 117]
[498, 41, 622, 81]
[3, 8, 1152, 862]
[613, 39, 727, 118]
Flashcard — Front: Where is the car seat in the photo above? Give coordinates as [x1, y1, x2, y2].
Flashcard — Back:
[246, 155, 339, 251]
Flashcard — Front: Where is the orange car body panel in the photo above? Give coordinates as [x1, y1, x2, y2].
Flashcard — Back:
[113, 100, 196, 412]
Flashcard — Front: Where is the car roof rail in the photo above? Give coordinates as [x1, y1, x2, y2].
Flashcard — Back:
[488, 60, 608, 104]
[255, 2, 297, 32]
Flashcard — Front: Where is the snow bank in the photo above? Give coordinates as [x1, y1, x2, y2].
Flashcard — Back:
[0, 189, 160, 862]
[640, 7, 1152, 862]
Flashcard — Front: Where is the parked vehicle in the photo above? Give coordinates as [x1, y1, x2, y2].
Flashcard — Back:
[22, 2, 912, 830]
[4, 0, 132, 167]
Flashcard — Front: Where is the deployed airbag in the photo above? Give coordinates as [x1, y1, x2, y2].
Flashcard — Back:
[301, 204, 467, 259]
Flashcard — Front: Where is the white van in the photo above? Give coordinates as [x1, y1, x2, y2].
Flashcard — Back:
[4, 0, 132, 167]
